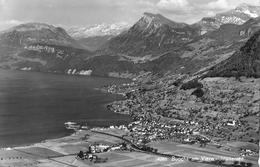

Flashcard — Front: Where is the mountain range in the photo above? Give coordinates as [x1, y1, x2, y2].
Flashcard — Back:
[67, 22, 130, 38]
[89, 3, 260, 77]
[195, 3, 260, 34]
[67, 23, 129, 51]
[0, 23, 92, 74]
[0, 3, 259, 78]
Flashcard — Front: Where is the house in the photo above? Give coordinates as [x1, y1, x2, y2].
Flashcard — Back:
[227, 120, 236, 126]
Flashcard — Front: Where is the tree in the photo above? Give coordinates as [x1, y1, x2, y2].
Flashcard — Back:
[191, 88, 204, 98]
[77, 151, 84, 159]
[240, 161, 246, 167]
[180, 80, 203, 90]
[246, 162, 252, 167]
[233, 161, 239, 167]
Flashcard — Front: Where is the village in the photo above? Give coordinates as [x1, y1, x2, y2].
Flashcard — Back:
[104, 75, 259, 159]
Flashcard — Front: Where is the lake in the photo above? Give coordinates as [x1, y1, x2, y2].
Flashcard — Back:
[0, 69, 131, 147]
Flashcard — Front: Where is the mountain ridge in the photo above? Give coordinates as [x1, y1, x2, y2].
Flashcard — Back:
[1, 3, 260, 78]
[0, 22, 93, 74]
[86, 10, 260, 78]
[205, 29, 260, 78]
[67, 22, 130, 38]
[0, 22, 83, 49]
[100, 12, 200, 58]
[194, 3, 260, 34]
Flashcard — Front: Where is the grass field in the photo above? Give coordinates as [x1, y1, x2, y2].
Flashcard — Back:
[61, 143, 90, 154]
[0, 130, 258, 167]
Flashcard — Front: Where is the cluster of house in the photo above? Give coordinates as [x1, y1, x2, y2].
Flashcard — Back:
[25, 44, 69, 60]
[25, 45, 55, 53]
[20, 67, 32, 71]
[67, 69, 92, 76]
[76, 142, 131, 163]
[89, 142, 129, 153]
[127, 115, 221, 149]
[128, 119, 194, 145]
[76, 150, 107, 163]
[240, 149, 258, 157]
[91, 125, 128, 132]
[109, 125, 128, 131]
[106, 82, 137, 95]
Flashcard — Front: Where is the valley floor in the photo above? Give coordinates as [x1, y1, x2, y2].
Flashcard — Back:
[0, 128, 258, 167]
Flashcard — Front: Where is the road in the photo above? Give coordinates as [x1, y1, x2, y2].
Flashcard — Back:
[91, 130, 254, 167]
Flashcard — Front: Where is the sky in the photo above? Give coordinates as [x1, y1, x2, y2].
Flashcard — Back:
[0, 0, 259, 30]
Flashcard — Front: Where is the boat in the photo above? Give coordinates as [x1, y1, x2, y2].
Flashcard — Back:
[64, 121, 81, 130]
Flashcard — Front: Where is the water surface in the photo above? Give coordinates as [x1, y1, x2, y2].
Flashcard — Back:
[0, 69, 131, 147]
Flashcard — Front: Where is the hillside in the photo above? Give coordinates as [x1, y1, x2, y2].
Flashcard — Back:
[0, 23, 82, 48]
[76, 35, 113, 51]
[0, 23, 93, 74]
[206, 30, 260, 78]
[101, 12, 200, 57]
[82, 14, 260, 78]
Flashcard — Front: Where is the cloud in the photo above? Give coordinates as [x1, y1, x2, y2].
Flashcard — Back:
[0, 0, 6, 5]
[0, 19, 23, 31]
[227, 0, 260, 7]
[0, 0, 259, 28]
[204, 0, 229, 10]
[156, 0, 192, 14]
[0, 0, 7, 12]
[157, 0, 189, 8]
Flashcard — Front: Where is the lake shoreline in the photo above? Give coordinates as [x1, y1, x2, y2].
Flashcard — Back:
[0, 69, 131, 147]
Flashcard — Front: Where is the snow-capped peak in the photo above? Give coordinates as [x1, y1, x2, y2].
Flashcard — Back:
[235, 3, 260, 18]
[243, 10, 258, 18]
[67, 22, 130, 38]
[196, 3, 260, 33]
